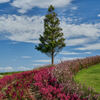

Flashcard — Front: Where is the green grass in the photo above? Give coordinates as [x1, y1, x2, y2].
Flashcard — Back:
[74, 64, 100, 93]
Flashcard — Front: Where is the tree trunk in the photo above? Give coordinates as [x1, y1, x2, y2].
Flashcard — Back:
[51, 52, 54, 65]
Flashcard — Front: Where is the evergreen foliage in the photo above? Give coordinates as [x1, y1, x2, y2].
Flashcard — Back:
[35, 5, 66, 64]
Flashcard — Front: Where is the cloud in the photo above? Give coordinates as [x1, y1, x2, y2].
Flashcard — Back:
[59, 51, 91, 55]
[0, 15, 44, 43]
[0, 66, 14, 72]
[97, 14, 100, 17]
[33, 58, 61, 64]
[0, 66, 34, 72]
[60, 57, 83, 61]
[33, 59, 51, 63]
[33, 64, 45, 67]
[21, 56, 32, 59]
[65, 38, 89, 46]
[0, 0, 9, 3]
[0, 15, 100, 47]
[60, 19, 100, 46]
[60, 19, 100, 39]
[11, 0, 72, 13]
[77, 43, 100, 50]
[85, 52, 91, 54]
[60, 51, 79, 55]
[17, 66, 32, 71]
[71, 6, 78, 10]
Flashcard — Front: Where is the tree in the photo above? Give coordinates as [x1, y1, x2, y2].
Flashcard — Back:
[35, 5, 66, 65]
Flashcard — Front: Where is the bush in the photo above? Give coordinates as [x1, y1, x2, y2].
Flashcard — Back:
[0, 56, 100, 100]
[52, 56, 100, 100]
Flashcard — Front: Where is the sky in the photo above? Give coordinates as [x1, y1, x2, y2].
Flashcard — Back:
[0, 0, 100, 72]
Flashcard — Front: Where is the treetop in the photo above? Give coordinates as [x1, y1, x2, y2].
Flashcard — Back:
[48, 5, 55, 12]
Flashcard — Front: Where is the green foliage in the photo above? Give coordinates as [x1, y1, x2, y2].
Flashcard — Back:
[35, 5, 66, 64]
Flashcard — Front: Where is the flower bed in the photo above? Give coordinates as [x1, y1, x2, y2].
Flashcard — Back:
[0, 56, 100, 100]
[33, 67, 88, 100]
[0, 71, 34, 100]
[52, 56, 100, 100]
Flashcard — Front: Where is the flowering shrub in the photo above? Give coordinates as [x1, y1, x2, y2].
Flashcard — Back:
[52, 56, 100, 100]
[0, 71, 34, 100]
[52, 56, 100, 84]
[33, 67, 88, 100]
[0, 56, 100, 100]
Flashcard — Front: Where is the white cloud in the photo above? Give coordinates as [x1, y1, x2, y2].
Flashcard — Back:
[33, 59, 51, 63]
[66, 38, 89, 46]
[11, 0, 72, 13]
[21, 56, 32, 59]
[97, 14, 100, 17]
[85, 52, 91, 54]
[61, 19, 100, 39]
[60, 19, 100, 46]
[71, 6, 78, 10]
[0, 66, 14, 72]
[60, 51, 79, 55]
[0, 15, 100, 47]
[17, 66, 32, 71]
[0, 0, 9, 3]
[60, 57, 83, 61]
[0, 66, 33, 72]
[0, 15, 44, 43]
[77, 43, 100, 50]
[33, 64, 45, 67]
[59, 51, 91, 55]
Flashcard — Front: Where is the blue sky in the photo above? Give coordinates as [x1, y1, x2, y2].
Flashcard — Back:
[0, 0, 100, 72]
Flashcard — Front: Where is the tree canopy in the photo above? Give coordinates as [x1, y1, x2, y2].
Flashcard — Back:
[35, 5, 66, 64]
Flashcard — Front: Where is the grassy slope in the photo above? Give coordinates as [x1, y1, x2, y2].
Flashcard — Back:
[74, 64, 100, 93]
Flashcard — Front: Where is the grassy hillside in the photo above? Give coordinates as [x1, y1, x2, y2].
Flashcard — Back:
[74, 64, 100, 93]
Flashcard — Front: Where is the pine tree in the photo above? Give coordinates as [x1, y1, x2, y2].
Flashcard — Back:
[35, 5, 66, 65]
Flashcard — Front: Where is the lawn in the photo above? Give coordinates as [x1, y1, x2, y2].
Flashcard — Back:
[74, 64, 100, 93]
